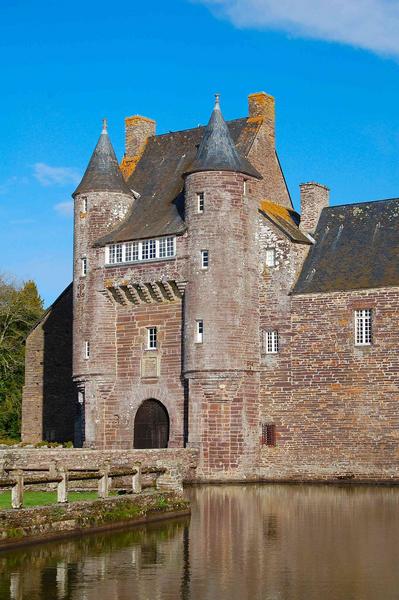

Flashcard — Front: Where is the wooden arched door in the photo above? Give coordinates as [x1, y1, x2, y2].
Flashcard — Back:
[134, 399, 169, 449]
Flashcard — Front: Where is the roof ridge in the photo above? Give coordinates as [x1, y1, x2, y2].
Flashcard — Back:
[153, 117, 249, 139]
[326, 197, 399, 209]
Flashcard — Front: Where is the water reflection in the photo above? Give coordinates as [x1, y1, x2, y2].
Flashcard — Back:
[1, 485, 399, 600]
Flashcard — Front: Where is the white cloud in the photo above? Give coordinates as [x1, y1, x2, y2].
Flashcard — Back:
[196, 0, 399, 57]
[33, 163, 80, 186]
[54, 201, 74, 217]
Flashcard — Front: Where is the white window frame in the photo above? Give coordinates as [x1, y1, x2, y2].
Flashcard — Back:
[82, 197, 88, 212]
[147, 327, 157, 350]
[197, 192, 205, 213]
[201, 250, 209, 269]
[84, 340, 90, 359]
[106, 236, 176, 266]
[265, 248, 276, 267]
[81, 257, 87, 277]
[264, 330, 279, 354]
[196, 320, 204, 344]
[355, 309, 372, 346]
[243, 179, 248, 196]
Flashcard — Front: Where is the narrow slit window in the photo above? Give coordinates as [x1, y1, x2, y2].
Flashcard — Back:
[243, 179, 248, 196]
[197, 192, 205, 213]
[261, 423, 276, 447]
[355, 309, 372, 345]
[201, 250, 209, 269]
[265, 248, 276, 267]
[196, 320, 204, 344]
[264, 330, 279, 354]
[84, 341, 90, 359]
[147, 327, 157, 350]
[82, 197, 88, 212]
[81, 257, 87, 276]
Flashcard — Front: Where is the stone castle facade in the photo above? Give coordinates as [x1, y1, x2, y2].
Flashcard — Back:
[22, 92, 399, 480]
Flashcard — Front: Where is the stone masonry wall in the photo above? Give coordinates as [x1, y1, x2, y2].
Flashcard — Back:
[260, 286, 399, 480]
[22, 285, 75, 444]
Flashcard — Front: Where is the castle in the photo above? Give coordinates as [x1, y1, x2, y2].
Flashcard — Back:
[22, 92, 399, 480]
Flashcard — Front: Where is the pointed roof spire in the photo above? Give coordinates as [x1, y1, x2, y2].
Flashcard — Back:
[73, 120, 132, 197]
[186, 94, 261, 179]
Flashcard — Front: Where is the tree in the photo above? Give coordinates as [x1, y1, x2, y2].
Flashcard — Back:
[0, 277, 44, 439]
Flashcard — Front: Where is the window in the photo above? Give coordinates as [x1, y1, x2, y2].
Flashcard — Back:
[81, 257, 87, 276]
[82, 197, 88, 212]
[196, 320, 203, 343]
[355, 309, 372, 345]
[261, 423, 276, 447]
[108, 244, 123, 264]
[264, 330, 279, 354]
[243, 179, 248, 196]
[125, 242, 139, 262]
[201, 250, 209, 269]
[106, 237, 176, 265]
[84, 341, 90, 359]
[265, 248, 276, 267]
[147, 327, 157, 350]
[197, 192, 204, 213]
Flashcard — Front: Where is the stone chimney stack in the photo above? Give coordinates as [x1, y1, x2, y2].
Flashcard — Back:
[121, 115, 156, 178]
[300, 182, 330, 233]
[248, 91, 275, 145]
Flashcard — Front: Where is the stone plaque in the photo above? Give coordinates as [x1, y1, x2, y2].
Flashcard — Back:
[141, 355, 159, 379]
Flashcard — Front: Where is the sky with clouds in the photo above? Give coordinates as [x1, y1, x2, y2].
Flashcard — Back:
[1, 0, 399, 305]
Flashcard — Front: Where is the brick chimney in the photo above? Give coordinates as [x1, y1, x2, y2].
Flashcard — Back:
[248, 91, 275, 145]
[300, 182, 330, 233]
[121, 115, 156, 178]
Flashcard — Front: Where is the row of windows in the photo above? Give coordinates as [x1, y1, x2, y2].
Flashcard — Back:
[83, 310, 373, 359]
[106, 237, 176, 265]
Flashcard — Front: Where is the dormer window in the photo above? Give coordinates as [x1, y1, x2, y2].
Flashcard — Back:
[106, 236, 176, 265]
[197, 192, 205, 213]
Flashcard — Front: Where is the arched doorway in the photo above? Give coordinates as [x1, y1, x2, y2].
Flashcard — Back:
[134, 399, 169, 449]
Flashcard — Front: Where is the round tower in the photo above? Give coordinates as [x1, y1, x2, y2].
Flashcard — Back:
[183, 96, 262, 478]
[72, 120, 134, 447]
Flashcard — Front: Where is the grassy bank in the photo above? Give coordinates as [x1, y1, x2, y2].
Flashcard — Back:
[0, 491, 100, 509]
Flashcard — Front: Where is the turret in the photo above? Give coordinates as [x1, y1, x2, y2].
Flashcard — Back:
[183, 95, 262, 477]
[72, 120, 134, 447]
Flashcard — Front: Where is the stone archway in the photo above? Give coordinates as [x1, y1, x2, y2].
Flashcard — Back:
[134, 399, 170, 449]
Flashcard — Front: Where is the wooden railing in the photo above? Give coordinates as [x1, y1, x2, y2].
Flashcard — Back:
[0, 463, 178, 509]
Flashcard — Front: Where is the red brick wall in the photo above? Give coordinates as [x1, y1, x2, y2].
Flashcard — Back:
[260, 287, 399, 480]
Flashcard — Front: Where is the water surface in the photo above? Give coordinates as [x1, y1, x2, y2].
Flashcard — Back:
[1, 484, 399, 600]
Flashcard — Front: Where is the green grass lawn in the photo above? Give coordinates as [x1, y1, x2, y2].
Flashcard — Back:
[0, 490, 100, 509]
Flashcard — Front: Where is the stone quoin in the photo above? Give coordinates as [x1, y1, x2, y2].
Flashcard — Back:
[22, 92, 399, 481]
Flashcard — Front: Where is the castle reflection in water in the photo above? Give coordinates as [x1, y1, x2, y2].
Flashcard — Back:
[1, 485, 399, 600]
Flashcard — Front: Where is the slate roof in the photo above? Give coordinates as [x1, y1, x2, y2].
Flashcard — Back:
[96, 117, 263, 245]
[259, 200, 311, 244]
[186, 95, 261, 179]
[73, 126, 133, 197]
[293, 198, 399, 294]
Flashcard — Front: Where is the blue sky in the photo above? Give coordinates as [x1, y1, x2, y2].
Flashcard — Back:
[1, 0, 399, 305]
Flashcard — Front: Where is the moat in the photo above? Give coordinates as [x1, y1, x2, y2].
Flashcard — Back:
[1, 484, 399, 600]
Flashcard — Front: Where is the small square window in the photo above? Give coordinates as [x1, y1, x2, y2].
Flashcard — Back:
[261, 423, 276, 447]
[263, 330, 279, 354]
[84, 341, 90, 359]
[147, 327, 157, 350]
[266, 248, 276, 267]
[196, 320, 203, 343]
[81, 257, 87, 276]
[355, 309, 372, 346]
[201, 250, 209, 269]
[197, 192, 205, 213]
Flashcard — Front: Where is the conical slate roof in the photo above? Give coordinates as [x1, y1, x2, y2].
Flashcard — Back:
[73, 120, 133, 197]
[186, 95, 261, 179]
